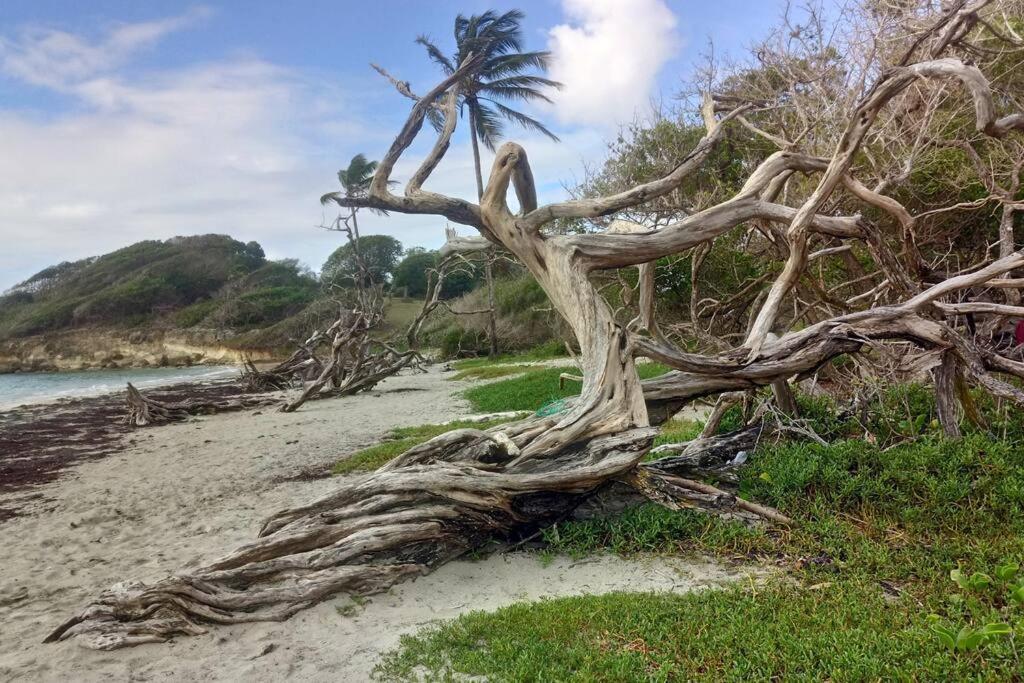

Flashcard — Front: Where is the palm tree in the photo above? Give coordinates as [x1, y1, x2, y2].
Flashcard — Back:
[333, 153, 379, 239]
[319, 154, 387, 293]
[416, 9, 561, 199]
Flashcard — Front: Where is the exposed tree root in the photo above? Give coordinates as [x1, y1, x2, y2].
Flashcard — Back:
[46, 422, 657, 650]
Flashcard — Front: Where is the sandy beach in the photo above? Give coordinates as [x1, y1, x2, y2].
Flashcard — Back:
[0, 366, 750, 682]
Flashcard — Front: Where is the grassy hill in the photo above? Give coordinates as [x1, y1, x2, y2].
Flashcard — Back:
[0, 235, 569, 362]
[0, 235, 319, 342]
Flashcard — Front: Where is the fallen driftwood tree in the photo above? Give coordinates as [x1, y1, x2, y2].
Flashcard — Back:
[279, 307, 423, 412]
[241, 332, 328, 392]
[238, 194, 427, 412]
[51, 0, 1024, 649]
[123, 383, 274, 427]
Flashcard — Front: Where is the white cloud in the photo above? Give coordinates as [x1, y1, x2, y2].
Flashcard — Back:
[0, 7, 211, 89]
[547, 0, 679, 127]
[0, 22, 369, 286]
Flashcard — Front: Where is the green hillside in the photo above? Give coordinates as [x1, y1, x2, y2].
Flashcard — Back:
[0, 235, 318, 341]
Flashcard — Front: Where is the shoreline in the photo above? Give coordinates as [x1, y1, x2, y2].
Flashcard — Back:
[0, 365, 468, 680]
[0, 376, 280, 518]
[0, 365, 244, 412]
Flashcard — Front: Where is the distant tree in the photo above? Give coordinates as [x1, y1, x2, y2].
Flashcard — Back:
[440, 261, 480, 299]
[321, 235, 403, 289]
[393, 248, 485, 299]
[392, 248, 436, 298]
[243, 241, 265, 261]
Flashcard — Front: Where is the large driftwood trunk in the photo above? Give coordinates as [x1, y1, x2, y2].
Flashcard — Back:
[47, 423, 656, 648]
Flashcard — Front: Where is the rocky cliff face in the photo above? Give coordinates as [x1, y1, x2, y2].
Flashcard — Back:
[0, 328, 275, 373]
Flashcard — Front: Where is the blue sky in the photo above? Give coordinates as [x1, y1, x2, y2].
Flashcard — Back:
[0, 0, 787, 290]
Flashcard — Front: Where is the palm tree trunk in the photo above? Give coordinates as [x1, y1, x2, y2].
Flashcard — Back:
[469, 108, 484, 200]
[469, 106, 498, 357]
[350, 207, 361, 241]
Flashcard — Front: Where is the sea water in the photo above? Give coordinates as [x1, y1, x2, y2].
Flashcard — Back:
[0, 365, 239, 411]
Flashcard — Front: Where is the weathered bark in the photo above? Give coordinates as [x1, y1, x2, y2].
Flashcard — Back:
[933, 350, 963, 438]
[281, 309, 422, 413]
[484, 257, 499, 357]
[124, 383, 272, 427]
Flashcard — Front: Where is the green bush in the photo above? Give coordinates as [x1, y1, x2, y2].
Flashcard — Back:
[223, 286, 316, 328]
[440, 328, 489, 358]
[174, 299, 221, 327]
[11, 298, 82, 335]
[0, 234, 284, 339]
[76, 275, 174, 321]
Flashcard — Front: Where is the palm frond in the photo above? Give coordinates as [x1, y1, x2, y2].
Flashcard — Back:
[339, 154, 379, 196]
[489, 101, 560, 142]
[471, 101, 505, 151]
[480, 75, 560, 101]
[478, 86, 553, 105]
[320, 191, 342, 206]
[482, 52, 554, 79]
[415, 35, 455, 75]
[425, 104, 446, 133]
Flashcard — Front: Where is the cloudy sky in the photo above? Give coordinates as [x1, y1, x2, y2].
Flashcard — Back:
[0, 0, 785, 290]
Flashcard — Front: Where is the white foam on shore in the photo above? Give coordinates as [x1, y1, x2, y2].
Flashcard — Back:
[0, 365, 239, 410]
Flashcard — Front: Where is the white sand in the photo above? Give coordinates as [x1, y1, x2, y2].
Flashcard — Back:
[0, 366, 753, 682]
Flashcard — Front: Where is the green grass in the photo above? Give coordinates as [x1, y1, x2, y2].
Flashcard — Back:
[448, 364, 533, 381]
[382, 299, 422, 332]
[543, 503, 770, 558]
[376, 581, 1024, 683]
[450, 341, 569, 370]
[332, 418, 513, 475]
[463, 363, 670, 413]
[377, 582, 1021, 682]
[376, 386, 1024, 681]
[652, 417, 703, 449]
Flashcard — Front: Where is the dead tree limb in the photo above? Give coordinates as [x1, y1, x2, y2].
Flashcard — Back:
[124, 383, 272, 427]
